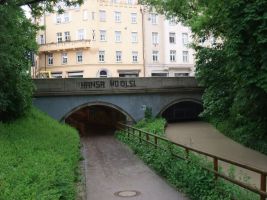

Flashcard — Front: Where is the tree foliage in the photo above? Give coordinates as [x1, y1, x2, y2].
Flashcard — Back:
[0, 0, 82, 121]
[0, 0, 83, 16]
[0, 5, 37, 121]
[141, 0, 267, 150]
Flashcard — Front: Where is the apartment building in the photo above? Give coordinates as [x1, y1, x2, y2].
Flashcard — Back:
[36, 0, 144, 78]
[142, 10, 195, 77]
[35, 1, 195, 78]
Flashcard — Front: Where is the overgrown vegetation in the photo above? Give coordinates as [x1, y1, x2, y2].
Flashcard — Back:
[137, 108, 166, 136]
[0, 0, 83, 122]
[116, 118, 257, 200]
[0, 107, 80, 200]
[140, 0, 267, 155]
[0, 4, 37, 121]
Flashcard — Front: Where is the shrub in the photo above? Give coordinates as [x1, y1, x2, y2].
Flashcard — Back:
[144, 106, 153, 120]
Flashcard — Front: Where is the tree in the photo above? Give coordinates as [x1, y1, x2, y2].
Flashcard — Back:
[0, 5, 36, 121]
[0, 0, 82, 121]
[141, 0, 267, 151]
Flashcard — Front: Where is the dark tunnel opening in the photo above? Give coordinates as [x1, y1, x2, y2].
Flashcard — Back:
[162, 101, 203, 123]
[65, 105, 127, 136]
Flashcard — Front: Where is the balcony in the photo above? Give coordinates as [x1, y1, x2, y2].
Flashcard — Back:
[38, 40, 91, 53]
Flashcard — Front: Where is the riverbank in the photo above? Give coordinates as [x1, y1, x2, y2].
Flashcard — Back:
[165, 121, 267, 188]
[0, 107, 80, 199]
[117, 118, 259, 200]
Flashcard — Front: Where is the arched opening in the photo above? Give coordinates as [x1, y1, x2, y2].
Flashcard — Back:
[161, 101, 203, 122]
[99, 70, 107, 78]
[64, 104, 131, 136]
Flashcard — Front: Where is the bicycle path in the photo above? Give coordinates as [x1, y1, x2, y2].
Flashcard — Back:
[81, 127, 188, 200]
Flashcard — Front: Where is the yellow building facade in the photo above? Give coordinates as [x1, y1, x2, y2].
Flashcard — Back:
[36, 0, 144, 78]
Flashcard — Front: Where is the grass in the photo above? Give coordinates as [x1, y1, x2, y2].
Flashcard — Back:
[0, 107, 80, 200]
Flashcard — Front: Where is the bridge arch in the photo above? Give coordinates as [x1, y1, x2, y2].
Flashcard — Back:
[62, 101, 135, 135]
[62, 101, 135, 123]
[158, 98, 203, 122]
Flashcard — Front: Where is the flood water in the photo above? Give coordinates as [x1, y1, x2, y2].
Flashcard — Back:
[165, 121, 267, 189]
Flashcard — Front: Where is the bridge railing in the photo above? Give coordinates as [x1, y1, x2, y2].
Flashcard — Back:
[117, 122, 267, 200]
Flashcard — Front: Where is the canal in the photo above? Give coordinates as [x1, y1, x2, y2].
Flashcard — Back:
[165, 121, 267, 189]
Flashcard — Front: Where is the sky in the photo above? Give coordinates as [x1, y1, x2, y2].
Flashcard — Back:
[22, 5, 32, 19]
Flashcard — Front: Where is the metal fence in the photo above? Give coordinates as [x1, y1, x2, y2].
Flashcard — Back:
[118, 122, 267, 200]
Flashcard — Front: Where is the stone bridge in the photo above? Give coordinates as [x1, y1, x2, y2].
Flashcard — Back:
[33, 77, 203, 125]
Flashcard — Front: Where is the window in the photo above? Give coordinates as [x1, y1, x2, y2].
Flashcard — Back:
[119, 73, 138, 77]
[62, 53, 68, 64]
[150, 13, 158, 24]
[63, 13, 69, 23]
[92, 12, 95, 20]
[116, 51, 122, 62]
[175, 73, 189, 77]
[83, 10, 88, 20]
[77, 29, 84, 40]
[51, 72, 62, 78]
[183, 51, 189, 63]
[68, 71, 83, 78]
[57, 32, 62, 42]
[99, 10, 106, 22]
[151, 73, 168, 77]
[131, 32, 138, 43]
[132, 51, 138, 62]
[169, 32, 176, 44]
[131, 13, 137, 23]
[40, 35, 45, 44]
[56, 14, 61, 24]
[170, 50, 176, 62]
[100, 30, 106, 41]
[115, 31, 121, 42]
[128, 0, 133, 4]
[48, 53, 53, 65]
[99, 51, 105, 62]
[99, 70, 107, 77]
[152, 51, 159, 62]
[115, 12, 121, 23]
[182, 33, 188, 45]
[118, 70, 139, 77]
[152, 32, 159, 44]
[76, 52, 83, 63]
[92, 29, 96, 40]
[64, 31, 70, 41]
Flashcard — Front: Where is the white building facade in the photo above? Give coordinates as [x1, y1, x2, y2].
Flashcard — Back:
[143, 10, 195, 77]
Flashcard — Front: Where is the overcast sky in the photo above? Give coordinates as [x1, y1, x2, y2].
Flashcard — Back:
[22, 5, 32, 19]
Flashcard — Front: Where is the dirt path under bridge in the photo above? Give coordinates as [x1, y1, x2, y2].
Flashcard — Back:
[81, 127, 188, 200]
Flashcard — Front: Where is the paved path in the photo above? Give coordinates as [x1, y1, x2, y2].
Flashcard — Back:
[165, 121, 267, 188]
[81, 127, 188, 200]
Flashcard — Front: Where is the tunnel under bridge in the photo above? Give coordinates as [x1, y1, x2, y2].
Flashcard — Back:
[33, 77, 204, 131]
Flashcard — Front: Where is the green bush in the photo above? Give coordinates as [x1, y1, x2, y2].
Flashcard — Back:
[0, 5, 38, 121]
[0, 107, 80, 200]
[144, 107, 153, 120]
[134, 117, 166, 136]
[116, 118, 257, 200]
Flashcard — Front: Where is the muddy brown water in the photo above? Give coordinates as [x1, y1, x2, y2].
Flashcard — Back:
[165, 121, 267, 189]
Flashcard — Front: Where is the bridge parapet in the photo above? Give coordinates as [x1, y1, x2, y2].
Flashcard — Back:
[33, 77, 203, 97]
